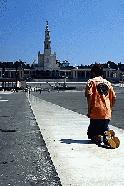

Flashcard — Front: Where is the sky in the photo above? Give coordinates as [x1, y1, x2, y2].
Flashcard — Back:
[0, 0, 124, 66]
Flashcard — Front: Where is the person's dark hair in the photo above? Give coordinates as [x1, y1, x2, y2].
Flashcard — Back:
[90, 63, 103, 76]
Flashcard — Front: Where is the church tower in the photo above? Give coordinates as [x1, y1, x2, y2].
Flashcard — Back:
[44, 21, 51, 55]
[38, 21, 59, 71]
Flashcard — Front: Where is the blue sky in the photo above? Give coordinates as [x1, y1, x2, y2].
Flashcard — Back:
[0, 0, 124, 66]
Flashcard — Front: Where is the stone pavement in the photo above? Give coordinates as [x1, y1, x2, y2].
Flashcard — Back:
[28, 93, 124, 186]
[0, 91, 61, 186]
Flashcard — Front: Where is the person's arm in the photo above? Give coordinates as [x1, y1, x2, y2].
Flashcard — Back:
[85, 80, 93, 118]
[111, 96, 116, 108]
[109, 86, 116, 108]
[87, 94, 92, 118]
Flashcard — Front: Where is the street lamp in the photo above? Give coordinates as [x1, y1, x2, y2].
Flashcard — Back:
[2, 66, 5, 90]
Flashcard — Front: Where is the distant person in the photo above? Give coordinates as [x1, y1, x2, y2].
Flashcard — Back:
[85, 64, 119, 148]
[39, 88, 42, 94]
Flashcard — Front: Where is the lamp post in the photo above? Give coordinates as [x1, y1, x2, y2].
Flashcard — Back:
[2, 65, 5, 90]
[122, 75, 124, 87]
[14, 61, 19, 91]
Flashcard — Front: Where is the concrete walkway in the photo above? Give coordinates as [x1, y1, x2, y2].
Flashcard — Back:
[28, 94, 124, 186]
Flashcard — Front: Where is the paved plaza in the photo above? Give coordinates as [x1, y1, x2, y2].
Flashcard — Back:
[28, 89, 124, 186]
[0, 86, 124, 186]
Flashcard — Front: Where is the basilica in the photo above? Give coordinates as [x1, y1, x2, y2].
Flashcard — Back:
[37, 21, 60, 71]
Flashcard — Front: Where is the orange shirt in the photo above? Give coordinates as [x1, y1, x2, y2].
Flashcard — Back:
[85, 76, 116, 119]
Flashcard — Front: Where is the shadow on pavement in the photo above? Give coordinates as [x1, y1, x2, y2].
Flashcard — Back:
[60, 139, 93, 144]
[60, 139, 115, 149]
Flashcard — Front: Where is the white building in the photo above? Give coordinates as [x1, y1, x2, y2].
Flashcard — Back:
[38, 21, 60, 71]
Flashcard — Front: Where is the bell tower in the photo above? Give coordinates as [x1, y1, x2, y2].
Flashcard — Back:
[44, 21, 51, 55]
[38, 21, 59, 71]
